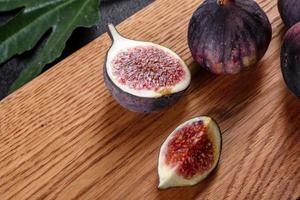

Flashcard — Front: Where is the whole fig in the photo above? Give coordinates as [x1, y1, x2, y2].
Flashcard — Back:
[188, 0, 272, 74]
[278, 0, 300, 28]
[281, 22, 300, 98]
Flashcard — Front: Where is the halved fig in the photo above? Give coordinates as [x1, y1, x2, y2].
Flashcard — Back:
[104, 24, 191, 113]
[158, 116, 222, 189]
[188, 0, 272, 74]
[278, 0, 300, 28]
[281, 22, 300, 98]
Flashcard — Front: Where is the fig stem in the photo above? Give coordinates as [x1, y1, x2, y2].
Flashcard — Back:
[107, 23, 125, 42]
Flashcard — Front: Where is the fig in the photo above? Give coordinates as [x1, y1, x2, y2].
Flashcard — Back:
[188, 0, 272, 74]
[281, 22, 300, 98]
[158, 116, 222, 189]
[104, 24, 191, 113]
[278, 0, 300, 28]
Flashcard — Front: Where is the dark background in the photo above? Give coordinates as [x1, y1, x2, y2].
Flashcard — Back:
[0, 0, 153, 100]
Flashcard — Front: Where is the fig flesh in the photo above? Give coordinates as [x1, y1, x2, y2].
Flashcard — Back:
[104, 24, 191, 113]
[158, 116, 222, 189]
[278, 0, 300, 28]
[188, 0, 272, 74]
[281, 22, 300, 98]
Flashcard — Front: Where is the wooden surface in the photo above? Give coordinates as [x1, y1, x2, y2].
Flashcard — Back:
[0, 0, 299, 199]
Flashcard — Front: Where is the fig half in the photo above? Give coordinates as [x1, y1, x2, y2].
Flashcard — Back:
[188, 0, 272, 74]
[104, 24, 191, 113]
[278, 0, 300, 28]
[158, 116, 222, 189]
[281, 22, 300, 98]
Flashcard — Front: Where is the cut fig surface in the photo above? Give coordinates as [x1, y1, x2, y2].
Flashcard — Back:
[111, 46, 185, 91]
[104, 24, 191, 113]
[158, 116, 222, 189]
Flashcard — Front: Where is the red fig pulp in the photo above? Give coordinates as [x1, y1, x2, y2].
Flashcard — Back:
[158, 117, 222, 189]
[111, 46, 185, 91]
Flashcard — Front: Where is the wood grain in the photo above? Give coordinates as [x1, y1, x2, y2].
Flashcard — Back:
[0, 0, 299, 199]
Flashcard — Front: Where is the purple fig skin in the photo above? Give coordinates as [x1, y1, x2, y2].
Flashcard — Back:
[103, 64, 186, 113]
[278, 0, 300, 28]
[188, 0, 272, 74]
[281, 22, 300, 98]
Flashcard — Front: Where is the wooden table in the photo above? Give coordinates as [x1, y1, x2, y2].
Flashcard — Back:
[0, 0, 299, 199]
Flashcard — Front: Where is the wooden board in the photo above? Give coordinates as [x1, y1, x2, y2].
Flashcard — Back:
[0, 0, 299, 199]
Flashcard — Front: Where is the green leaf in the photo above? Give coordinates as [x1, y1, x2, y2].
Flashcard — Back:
[0, 0, 100, 92]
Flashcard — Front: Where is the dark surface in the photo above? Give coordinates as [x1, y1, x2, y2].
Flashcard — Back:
[0, 0, 153, 100]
